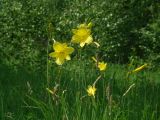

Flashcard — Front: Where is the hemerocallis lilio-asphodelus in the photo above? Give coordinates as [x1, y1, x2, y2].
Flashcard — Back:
[71, 22, 93, 47]
[92, 57, 107, 71]
[49, 42, 74, 65]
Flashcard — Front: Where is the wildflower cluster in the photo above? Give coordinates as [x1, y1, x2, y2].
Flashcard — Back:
[48, 22, 148, 100]
[48, 22, 107, 98]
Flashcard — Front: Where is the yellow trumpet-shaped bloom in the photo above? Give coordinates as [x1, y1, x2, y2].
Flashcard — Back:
[98, 62, 107, 71]
[92, 57, 107, 71]
[49, 42, 74, 65]
[131, 63, 147, 73]
[71, 22, 93, 47]
[87, 85, 96, 97]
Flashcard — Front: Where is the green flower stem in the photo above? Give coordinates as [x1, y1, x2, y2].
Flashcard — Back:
[56, 65, 62, 85]
[46, 39, 49, 87]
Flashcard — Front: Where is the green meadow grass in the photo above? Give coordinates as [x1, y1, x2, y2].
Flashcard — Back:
[0, 62, 160, 120]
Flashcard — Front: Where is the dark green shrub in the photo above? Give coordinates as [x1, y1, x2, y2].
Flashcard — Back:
[0, 0, 49, 71]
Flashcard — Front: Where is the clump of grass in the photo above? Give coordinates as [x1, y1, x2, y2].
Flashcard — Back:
[0, 62, 160, 119]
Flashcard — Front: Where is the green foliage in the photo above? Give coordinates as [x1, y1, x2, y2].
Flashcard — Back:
[0, 0, 49, 71]
[1, 1, 160, 119]
[48, 0, 160, 64]
[0, 63, 160, 119]
[0, 0, 160, 70]
[139, 13, 160, 68]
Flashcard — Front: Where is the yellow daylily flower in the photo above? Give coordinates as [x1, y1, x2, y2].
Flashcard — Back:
[92, 57, 107, 71]
[131, 63, 147, 73]
[127, 63, 148, 76]
[87, 85, 96, 97]
[49, 42, 74, 65]
[98, 62, 107, 71]
[71, 22, 93, 47]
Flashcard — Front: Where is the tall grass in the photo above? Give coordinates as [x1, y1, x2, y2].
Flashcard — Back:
[0, 62, 160, 120]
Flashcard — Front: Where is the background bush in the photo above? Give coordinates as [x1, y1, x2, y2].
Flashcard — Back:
[0, 0, 49, 71]
[0, 0, 160, 71]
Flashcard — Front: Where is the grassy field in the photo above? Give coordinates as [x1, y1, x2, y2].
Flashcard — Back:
[1, 0, 160, 120]
[0, 61, 160, 120]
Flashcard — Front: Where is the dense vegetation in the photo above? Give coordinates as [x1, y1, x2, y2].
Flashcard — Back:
[0, 0, 160, 120]
[0, 0, 160, 70]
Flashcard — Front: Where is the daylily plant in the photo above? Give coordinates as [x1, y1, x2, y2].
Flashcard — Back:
[49, 42, 74, 65]
[71, 22, 93, 47]
[87, 85, 97, 97]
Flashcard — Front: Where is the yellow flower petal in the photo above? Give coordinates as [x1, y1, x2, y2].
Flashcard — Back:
[132, 63, 147, 73]
[85, 36, 93, 44]
[53, 42, 67, 52]
[87, 85, 96, 97]
[72, 29, 77, 34]
[71, 35, 80, 43]
[78, 23, 86, 28]
[65, 47, 74, 54]
[55, 58, 64, 65]
[80, 42, 85, 47]
[49, 52, 57, 58]
[66, 55, 71, 60]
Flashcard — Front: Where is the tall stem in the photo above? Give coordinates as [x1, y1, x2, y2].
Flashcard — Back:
[46, 22, 53, 87]
[46, 39, 49, 87]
